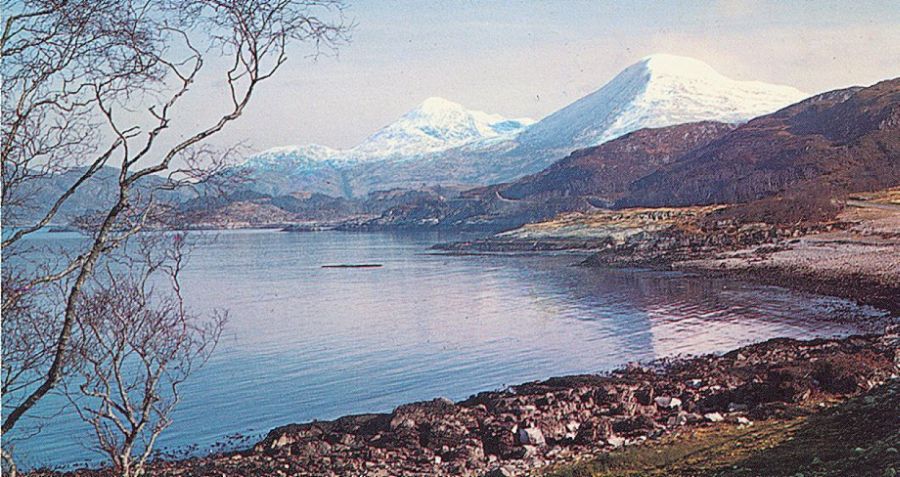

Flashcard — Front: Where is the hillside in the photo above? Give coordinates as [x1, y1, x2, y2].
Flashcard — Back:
[367, 78, 900, 231]
[499, 121, 736, 206]
[619, 78, 900, 223]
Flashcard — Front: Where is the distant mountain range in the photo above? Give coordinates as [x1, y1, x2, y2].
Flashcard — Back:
[19, 55, 897, 233]
[236, 54, 808, 197]
[361, 77, 899, 229]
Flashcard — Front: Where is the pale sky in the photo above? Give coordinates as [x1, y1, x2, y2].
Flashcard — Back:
[181, 0, 900, 154]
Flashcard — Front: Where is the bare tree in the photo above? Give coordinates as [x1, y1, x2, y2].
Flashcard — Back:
[64, 234, 225, 477]
[1, 0, 350, 471]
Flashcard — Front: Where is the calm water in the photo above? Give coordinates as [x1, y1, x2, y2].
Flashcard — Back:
[7, 229, 888, 469]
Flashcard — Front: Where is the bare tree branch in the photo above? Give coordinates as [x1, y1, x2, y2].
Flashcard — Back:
[1, 1, 351, 471]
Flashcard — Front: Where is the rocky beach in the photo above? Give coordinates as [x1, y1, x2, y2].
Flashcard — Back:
[31, 331, 898, 477]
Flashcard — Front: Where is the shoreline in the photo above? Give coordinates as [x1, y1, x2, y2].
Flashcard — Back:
[435, 200, 900, 315]
[22, 204, 900, 476]
[33, 331, 899, 477]
[673, 263, 900, 316]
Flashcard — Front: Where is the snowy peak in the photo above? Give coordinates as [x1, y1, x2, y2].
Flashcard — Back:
[243, 143, 341, 171]
[413, 97, 470, 116]
[639, 54, 724, 80]
[348, 97, 534, 159]
[520, 54, 808, 151]
[243, 98, 534, 171]
[635, 54, 807, 119]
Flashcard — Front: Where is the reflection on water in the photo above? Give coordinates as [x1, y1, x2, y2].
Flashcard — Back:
[8, 229, 887, 469]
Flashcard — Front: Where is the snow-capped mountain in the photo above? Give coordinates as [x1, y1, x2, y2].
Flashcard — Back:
[245, 144, 342, 170]
[237, 97, 533, 196]
[238, 54, 809, 197]
[346, 97, 534, 161]
[243, 97, 532, 169]
[516, 54, 808, 153]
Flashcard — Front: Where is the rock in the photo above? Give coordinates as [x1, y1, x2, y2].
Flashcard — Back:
[517, 427, 546, 446]
[390, 417, 416, 430]
[654, 396, 682, 409]
[704, 412, 724, 422]
[607, 436, 626, 448]
[481, 423, 519, 459]
[483, 467, 514, 477]
[613, 414, 658, 433]
[574, 419, 613, 444]
[635, 387, 654, 405]
[521, 444, 541, 458]
[667, 412, 690, 427]
[140, 334, 897, 477]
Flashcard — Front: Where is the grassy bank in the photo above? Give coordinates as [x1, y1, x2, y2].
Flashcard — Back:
[544, 380, 899, 477]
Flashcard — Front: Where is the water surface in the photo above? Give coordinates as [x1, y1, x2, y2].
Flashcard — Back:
[8, 229, 887, 469]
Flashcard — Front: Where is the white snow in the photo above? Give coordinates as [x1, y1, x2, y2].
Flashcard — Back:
[242, 143, 344, 173]
[518, 53, 808, 151]
[240, 54, 810, 193]
[345, 97, 534, 160]
[243, 97, 533, 171]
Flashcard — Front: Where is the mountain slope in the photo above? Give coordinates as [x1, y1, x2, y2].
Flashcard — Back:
[236, 54, 808, 197]
[350, 121, 736, 230]
[499, 121, 737, 206]
[345, 97, 534, 161]
[236, 98, 533, 196]
[237, 144, 348, 197]
[619, 78, 900, 222]
[516, 54, 807, 154]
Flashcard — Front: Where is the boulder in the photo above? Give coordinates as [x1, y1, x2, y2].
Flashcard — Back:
[574, 419, 613, 444]
[635, 387, 654, 405]
[517, 427, 546, 446]
[483, 466, 514, 477]
[654, 396, 682, 409]
[703, 412, 724, 422]
[607, 436, 626, 448]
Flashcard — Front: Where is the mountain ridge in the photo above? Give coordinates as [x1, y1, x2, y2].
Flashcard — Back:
[356, 78, 900, 229]
[238, 54, 809, 197]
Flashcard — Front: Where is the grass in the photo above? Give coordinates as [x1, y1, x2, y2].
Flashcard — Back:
[542, 380, 899, 477]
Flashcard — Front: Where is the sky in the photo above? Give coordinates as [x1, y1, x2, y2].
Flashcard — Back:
[181, 0, 900, 154]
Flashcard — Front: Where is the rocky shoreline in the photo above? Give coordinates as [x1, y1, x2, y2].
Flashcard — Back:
[27, 198, 900, 477]
[434, 195, 900, 314]
[35, 331, 899, 477]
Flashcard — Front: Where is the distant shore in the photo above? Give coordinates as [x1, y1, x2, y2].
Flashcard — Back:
[435, 199, 900, 315]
